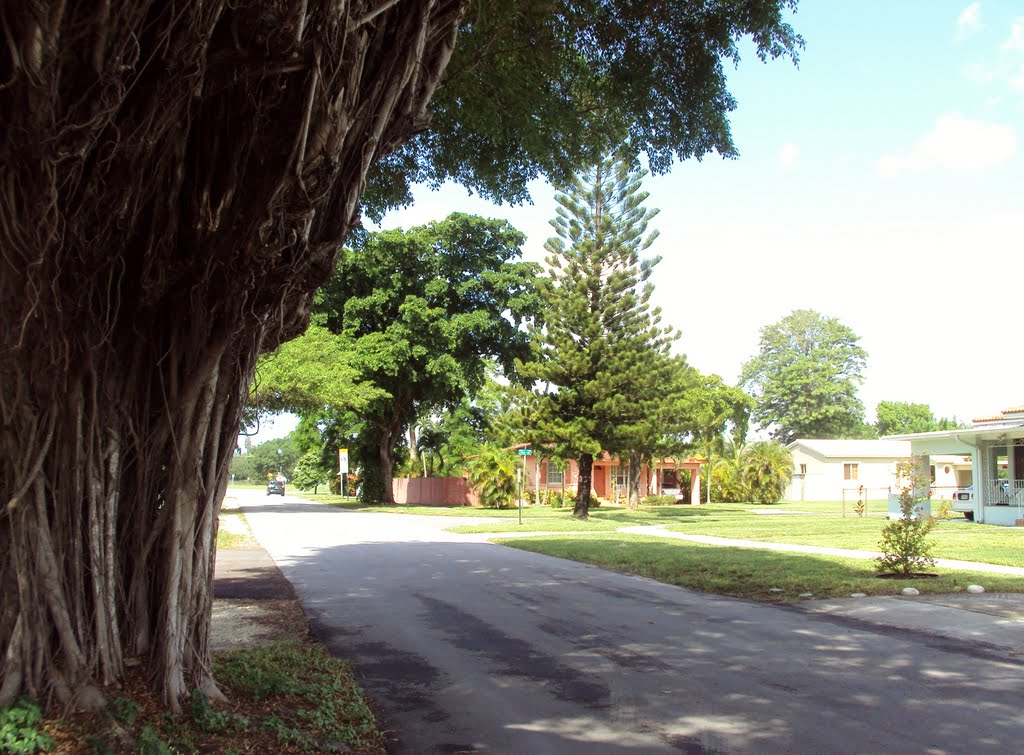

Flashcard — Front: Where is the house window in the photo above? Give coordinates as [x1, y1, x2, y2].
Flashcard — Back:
[546, 465, 564, 486]
[844, 463, 859, 481]
[612, 466, 630, 490]
[799, 464, 807, 475]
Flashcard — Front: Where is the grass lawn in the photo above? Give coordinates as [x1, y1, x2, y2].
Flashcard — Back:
[496, 533, 1024, 601]
[429, 499, 1024, 569]
[664, 509, 1024, 567]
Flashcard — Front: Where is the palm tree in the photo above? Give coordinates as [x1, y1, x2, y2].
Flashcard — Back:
[416, 426, 449, 477]
[467, 445, 518, 508]
[712, 445, 748, 503]
[741, 441, 793, 504]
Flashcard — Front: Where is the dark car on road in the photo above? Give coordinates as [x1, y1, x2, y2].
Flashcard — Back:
[267, 479, 286, 496]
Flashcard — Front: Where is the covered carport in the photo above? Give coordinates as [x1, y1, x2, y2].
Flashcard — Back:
[886, 412, 1024, 525]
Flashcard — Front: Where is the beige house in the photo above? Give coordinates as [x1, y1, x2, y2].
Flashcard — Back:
[785, 439, 970, 502]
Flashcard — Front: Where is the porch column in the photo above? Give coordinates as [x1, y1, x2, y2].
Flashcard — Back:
[691, 465, 701, 505]
[975, 444, 990, 518]
[914, 454, 930, 498]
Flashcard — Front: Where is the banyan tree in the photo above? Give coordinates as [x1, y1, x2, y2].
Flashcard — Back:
[0, 0, 800, 710]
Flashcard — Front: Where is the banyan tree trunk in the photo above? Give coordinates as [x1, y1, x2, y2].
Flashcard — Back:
[0, 0, 467, 710]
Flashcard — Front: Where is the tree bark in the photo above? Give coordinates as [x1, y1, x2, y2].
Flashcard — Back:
[378, 422, 398, 505]
[627, 452, 644, 510]
[573, 453, 594, 519]
[1, 0, 468, 710]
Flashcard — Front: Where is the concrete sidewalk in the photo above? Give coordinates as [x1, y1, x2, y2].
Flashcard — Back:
[797, 593, 1024, 655]
[618, 524, 1024, 576]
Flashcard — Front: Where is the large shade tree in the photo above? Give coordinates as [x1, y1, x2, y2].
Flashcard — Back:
[262, 213, 539, 503]
[874, 400, 965, 436]
[741, 309, 867, 443]
[0, 1, 802, 710]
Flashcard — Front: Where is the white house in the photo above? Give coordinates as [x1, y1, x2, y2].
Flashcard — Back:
[786, 439, 908, 502]
[885, 405, 1024, 526]
[785, 439, 970, 503]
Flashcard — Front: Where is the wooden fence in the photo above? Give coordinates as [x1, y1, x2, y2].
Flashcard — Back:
[392, 477, 479, 506]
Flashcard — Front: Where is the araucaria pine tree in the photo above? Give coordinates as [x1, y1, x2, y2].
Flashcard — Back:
[524, 151, 674, 519]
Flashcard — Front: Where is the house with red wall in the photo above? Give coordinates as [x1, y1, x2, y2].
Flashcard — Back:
[513, 445, 706, 504]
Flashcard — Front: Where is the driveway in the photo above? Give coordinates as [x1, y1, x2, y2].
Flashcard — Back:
[233, 490, 1024, 754]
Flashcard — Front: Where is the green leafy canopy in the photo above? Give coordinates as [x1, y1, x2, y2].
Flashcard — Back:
[257, 213, 541, 502]
[741, 309, 868, 443]
[362, 1, 804, 219]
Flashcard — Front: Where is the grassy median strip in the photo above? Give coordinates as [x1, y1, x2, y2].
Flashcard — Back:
[665, 514, 1024, 567]
[494, 533, 1024, 601]
[442, 504, 749, 531]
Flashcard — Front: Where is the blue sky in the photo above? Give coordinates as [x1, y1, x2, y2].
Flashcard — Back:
[250, 1, 1023, 444]
[377, 0, 1023, 428]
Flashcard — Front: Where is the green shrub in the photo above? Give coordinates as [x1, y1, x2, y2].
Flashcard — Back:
[740, 441, 792, 504]
[0, 697, 55, 754]
[188, 689, 234, 733]
[544, 489, 575, 508]
[136, 726, 174, 755]
[643, 494, 677, 506]
[467, 445, 517, 508]
[544, 490, 563, 508]
[109, 697, 139, 725]
[876, 459, 936, 576]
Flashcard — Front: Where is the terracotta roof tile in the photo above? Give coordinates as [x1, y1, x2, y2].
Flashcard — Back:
[973, 414, 1006, 423]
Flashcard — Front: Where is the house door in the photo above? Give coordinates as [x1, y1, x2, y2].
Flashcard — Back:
[592, 466, 607, 497]
[1014, 442, 1024, 482]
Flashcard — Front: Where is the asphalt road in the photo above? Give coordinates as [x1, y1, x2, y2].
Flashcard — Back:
[234, 490, 1024, 754]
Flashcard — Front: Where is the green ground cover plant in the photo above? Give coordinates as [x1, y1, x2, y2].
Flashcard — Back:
[0, 696, 54, 754]
[30, 637, 386, 754]
[496, 534, 1024, 601]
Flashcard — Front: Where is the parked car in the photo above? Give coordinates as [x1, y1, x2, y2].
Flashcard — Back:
[953, 485, 974, 521]
[267, 479, 286, 496]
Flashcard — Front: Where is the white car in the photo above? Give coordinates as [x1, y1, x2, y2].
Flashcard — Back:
[953, 485, 974, 521]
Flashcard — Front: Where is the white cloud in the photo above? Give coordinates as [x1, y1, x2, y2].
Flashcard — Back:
[962, 62, 996, 84]
[1011, 64, 1024, 91]
[956, 2, 983, 40]
[777, 143, 800, 170]
[1002, 16, 1024, 50]
[877, 112, 1017, 176]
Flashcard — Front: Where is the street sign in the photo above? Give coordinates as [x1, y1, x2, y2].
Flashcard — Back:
[338, 448, 349, 474]
[517, 448, 534, 456]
